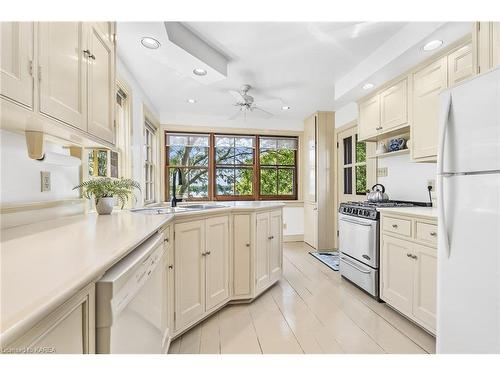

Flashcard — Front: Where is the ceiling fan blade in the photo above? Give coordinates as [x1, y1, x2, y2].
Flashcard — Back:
[251, 106, 274, 119]
[228, 108, 243, 120]
[253, 98, 283, 109]
[228, 90, 245, 103]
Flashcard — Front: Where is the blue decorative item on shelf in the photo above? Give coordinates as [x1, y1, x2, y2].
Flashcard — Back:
[388, 137, 406, 152]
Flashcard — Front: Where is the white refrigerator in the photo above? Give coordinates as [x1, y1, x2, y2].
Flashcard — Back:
[437, 68, 500, 353]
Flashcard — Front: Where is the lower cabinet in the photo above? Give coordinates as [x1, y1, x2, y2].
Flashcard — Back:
[5, 283, 95, 354]
[174, 215, 230, 333]
[380, 213, 437, 334]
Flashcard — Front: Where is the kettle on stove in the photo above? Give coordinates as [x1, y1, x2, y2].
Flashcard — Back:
[367, 184, 389, 202]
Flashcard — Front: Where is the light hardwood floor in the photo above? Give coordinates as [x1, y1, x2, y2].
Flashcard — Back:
[169, 241, 436, 354]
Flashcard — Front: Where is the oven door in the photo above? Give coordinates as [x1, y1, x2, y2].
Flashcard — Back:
[338, 213, 379, 268]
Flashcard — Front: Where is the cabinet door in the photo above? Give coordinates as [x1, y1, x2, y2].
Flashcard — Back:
[174, 220, 205, 331]
[38, 22, 87, 130]
[205, 216, 230, 310]
[255, 212, 270, 292]
[412, 243, 437, 333]
[380, 77, 408, 131]
[269, 210, 283, 283]
[381, 235, 414, 316]
[303, 202, 318, 249]
[412, 57, 447, 160]
[8, 283, 95, 354]
[163, 225, 174, 350]
[358, 95, 380, 140]
[448, 42, 474, 86]
[1, 22, 33, 108]
[87, 23, 115, 144]
[477, 22, 500, 73]
[233, 214, 252, 298]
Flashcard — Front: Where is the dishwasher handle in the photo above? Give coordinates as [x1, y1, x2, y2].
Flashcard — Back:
[340, 256, 372, 274]
[339, 217, 374, 227]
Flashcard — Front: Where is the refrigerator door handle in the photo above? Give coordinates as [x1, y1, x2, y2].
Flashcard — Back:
[438, 92, 452, 258]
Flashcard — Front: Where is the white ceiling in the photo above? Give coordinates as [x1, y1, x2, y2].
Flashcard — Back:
[117, 22, 471, 131]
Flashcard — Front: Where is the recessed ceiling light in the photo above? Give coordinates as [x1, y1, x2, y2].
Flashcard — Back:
[422, 40, 443, 52]
[362, 83, 374, 90]
[281, 106, 291, 110]
[187, 98, 196, 104]
[140, 37, 161, 49]
[193, 68, 207, 76]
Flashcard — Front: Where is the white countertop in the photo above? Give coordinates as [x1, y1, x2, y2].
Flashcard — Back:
[377, 206, 438, 219]
[0, 201, 284, 346]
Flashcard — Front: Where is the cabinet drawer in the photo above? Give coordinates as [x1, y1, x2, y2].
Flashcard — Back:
[382, 216, 411, 237]
[416, 221, 438, 245]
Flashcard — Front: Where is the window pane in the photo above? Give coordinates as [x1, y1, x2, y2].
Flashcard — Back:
[356, 136, 366, 163]
[277, 138, 298, 150]
[234, 147, 253, 165]
[235, 168, 253, 195]
[88, 151, 95, 176]
[344, 167, 352, 194]
[259, 138, 277, 149]
[356, 165, 367, 195]
[216, 147, 235, 165]
[277, 168, 294, 195]
[169, 168, 209, 199]
[169, 145, 208, 166]
[98, 150, 107, 177]
[216, 168, 234, 196]
[277, 149, 295, 166]
[167, 133, 209, 147]
[110, 151, 119, 178]
[259, 149, 277, 165]
[343, 136, 352, 165]
[260, 168, 277, 195]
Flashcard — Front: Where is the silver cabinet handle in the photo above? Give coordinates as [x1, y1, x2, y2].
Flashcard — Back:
[168, 265, 173, 270]
[268, 236, 274, 240]
[430, 232, 437, 237]
[412, 255, 418, 260]
[164, 237, 169, 243]
[392, 224, 398, 228]
[245, 243, 250, 247]
[407, 253, 412, 257]
[340, 218, 373, 227]
[376, 126, 383, 130]
[89, 54, 96, 60]
[83, 49, 91, 57]
[201, 252, 206, 256]
[205, 251, 211, 255]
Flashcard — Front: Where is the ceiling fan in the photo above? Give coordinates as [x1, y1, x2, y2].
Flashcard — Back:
[227, 84, 275, 121]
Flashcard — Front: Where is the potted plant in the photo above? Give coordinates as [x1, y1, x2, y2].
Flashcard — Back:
[73, 177, 141, 215]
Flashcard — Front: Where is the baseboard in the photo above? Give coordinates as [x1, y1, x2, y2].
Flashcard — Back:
[283, 234, 304, 242]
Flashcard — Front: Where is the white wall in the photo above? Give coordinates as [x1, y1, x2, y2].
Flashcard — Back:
[117, 57, 160, 207]
[335, 102, 358, 128]
[377, 153, 436, 203]
[283, 206, 304, 238]
[0, 130, 80, 205]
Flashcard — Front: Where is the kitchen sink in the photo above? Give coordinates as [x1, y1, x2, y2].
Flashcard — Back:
[131, 204, 226, 215]
[183, 204, 226, 210]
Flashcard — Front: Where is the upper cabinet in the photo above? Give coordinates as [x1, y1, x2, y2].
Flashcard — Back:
[0, 22, 34, 108]
[1, 22, 116, 147]
[38, 22, 87, 131]
[474, 22, 500, 74]
[358, 77, 409, 142]
[447, 41, 474, 86]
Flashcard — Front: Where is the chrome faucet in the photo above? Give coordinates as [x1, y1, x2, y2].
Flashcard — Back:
[171, 168, 184, 207]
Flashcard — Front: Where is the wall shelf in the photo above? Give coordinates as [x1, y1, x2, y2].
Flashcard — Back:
[369, 148, 410, 159]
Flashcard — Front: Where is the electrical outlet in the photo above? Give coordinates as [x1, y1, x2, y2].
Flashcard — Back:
[377, 167, 388, 177]
[41, 171, 51, 192]
[427, 179, 436, 191]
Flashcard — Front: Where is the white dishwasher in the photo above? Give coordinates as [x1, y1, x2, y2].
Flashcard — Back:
[96, 232, 167, 354]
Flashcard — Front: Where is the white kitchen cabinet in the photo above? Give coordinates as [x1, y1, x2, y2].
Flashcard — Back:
[6, 283, 95, 354]
[205, 215, 230, 310]
[38, 22, 87, 131]
[448, 42, 475, 86]
[475, 22, 500, 74]
[255, 211, 271, 292]
[381, 235, 414, 316]
[174, 220, 206, 330]
[162, 224, 174, 351]
[380, 212, 437, 334]
[358, 95, 380, 140]
[87, 23, 115, 144]
[412, 242, 437, 332]
[411, 57, 448, 160]
[380, 77, 408, 131]
[0, 22, 34, 108]
[232, 213, 252, 298]
[269, 210, 283, 283]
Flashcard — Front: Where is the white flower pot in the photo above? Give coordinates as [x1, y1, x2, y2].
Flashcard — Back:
[96, 197, 115, 215]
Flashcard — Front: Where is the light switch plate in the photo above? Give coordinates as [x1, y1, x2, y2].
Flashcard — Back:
[41, 171, 51, 192]
[377, 167, 388, 177]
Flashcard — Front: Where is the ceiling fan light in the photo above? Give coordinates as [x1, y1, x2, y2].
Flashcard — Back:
[281, 106, 291, 110]
[187, 98, 196, 104]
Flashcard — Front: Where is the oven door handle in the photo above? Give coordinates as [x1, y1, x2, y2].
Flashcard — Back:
[341, 256, 372, 274]
[339, 218, 374, 227]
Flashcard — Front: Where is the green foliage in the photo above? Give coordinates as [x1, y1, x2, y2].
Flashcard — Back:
[73, 177, 141, 208]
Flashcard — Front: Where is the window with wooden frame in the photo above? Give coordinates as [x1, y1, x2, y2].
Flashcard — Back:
[165, 133, 210, 200]
[144, 120, 157, 204]
[342, 134, 367, 196]
[164, 131, 298, 201]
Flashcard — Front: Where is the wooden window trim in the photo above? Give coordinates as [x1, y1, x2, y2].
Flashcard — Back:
[164, 130, 298, 202]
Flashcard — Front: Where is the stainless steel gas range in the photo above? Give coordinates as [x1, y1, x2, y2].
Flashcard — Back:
[338, 200, 431, 299]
